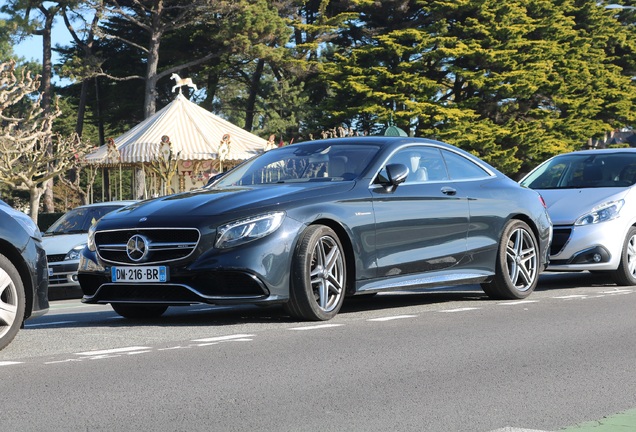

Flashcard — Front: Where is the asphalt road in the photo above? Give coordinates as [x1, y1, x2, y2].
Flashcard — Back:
[2, 272, 636, 432]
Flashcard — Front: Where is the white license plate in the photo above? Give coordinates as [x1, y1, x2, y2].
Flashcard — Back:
[111, 266, 168, 283]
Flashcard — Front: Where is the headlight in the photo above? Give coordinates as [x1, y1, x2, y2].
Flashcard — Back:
[215, 212, 285, 249]
[87, 224, 97, 251]
[66, 244, 87, 261]
[575, 199, 624, 226]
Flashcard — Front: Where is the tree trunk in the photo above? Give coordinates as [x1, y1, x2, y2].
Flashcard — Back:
[41, 11, 55, 213]
[28, 186, 43, 224]
[134, 168, 146, 200]
[138, 3, 163, 200]
[244, 59, 265, 132]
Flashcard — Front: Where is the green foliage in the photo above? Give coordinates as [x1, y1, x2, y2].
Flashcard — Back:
[0, 19, 14, 60]
[11, 0, 636, 187]
[310, 0, 636, 176]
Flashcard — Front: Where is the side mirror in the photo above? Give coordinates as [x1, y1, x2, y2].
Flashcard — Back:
[376, 163, 409, 191]
[386, 163, 409, 185]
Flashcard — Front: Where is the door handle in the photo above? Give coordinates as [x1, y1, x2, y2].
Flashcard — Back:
[441, 187, 457, 196]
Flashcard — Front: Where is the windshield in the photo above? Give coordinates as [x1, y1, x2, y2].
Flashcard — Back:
[44, 205, 125, 235]
[521, 152, 636, 189]
[212, 143, 380, 187]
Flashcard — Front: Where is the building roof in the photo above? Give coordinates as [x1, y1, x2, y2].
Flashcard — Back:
[383, 125, 408, 137]
[83, 93, 267, 165]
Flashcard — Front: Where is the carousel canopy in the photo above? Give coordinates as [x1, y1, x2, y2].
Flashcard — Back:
[83, 93, 267, 164]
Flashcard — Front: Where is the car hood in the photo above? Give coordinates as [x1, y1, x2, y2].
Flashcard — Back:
[538, 188, 629, 225]
[99, 182, 356, 226]
[42, 233, 87, 255]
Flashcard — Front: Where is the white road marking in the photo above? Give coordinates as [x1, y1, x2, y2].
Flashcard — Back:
[25, 321, 75, 328]
[191, 334, 255, 343]
[45, 358, 84, 365]
[0, 361, 22, 366]
[440, 307, 480, 313]
[601, 289, 633, 294]
[75, 346, 152, 356]
[367, 315, 417, 322]
[196, 338, 253, 347]
[289, 324, 343, 331]
[553, 295, 588, 299]
[497, 300, 538, 306]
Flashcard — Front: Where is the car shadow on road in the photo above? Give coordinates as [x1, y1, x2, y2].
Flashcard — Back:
[535, 271, 619, 291]
[33, 287, 493, 330]
[33, 271, 627, 330]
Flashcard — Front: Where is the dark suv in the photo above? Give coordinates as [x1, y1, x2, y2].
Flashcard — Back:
[0, 200, 49, 351]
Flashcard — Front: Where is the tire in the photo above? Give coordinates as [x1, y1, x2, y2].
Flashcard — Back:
[285, 225, 346, 321]
[0, 254, 26, 351]
[111, 303, 168, 319]
[481, 220, 539, 299]
[610, 226, 636, 286]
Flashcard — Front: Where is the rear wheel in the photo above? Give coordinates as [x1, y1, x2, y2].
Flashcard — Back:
[610, 226, 636, 286]
[285, 225, 346, 321]
[111, 303, 168, 319]
[0, 254, 25, 351]
[481, 220, 539, 299]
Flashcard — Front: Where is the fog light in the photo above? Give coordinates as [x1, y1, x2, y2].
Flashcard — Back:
[593, 253, 602, 263]
[71, 274, 79, 282]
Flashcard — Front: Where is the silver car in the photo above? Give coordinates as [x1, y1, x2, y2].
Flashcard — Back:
[520, 148, 636, 285]
[43, 201, 136, 292]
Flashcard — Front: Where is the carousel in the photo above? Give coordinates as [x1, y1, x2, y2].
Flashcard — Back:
[82, 80, 273, 200]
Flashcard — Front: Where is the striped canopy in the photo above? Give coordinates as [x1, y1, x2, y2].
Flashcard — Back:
[83, 93, 267, 165]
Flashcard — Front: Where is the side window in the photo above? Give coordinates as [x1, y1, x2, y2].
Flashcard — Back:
[382, 146, 448, 184]
[441, 149, 490, 180]
[418, 148, 448, 181]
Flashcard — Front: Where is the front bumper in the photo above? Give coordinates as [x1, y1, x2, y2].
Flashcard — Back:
[548, 218, 626, 271]
[47, 260, 80, 288]
[78, 217, 305, 306]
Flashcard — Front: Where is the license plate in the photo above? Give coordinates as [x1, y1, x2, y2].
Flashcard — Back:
[111, 266, 168, 283]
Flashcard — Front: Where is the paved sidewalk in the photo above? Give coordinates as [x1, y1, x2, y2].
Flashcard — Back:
[561, 408, 636, 431]
[492, 408, 636, 431]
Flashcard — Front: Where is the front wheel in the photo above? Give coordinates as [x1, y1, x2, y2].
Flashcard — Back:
[285, 225, 346, 321]
[0, 254, 26, 351]
[481, 220, 539, 299]
[610, 226, 636, 286]
[111, 303, 168, 319]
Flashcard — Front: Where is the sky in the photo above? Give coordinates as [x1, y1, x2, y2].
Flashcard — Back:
[12, 21, 68, 64]
[6, 14, 71, 85]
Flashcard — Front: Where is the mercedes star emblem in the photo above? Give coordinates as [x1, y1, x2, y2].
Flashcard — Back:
[126, 234, 148, 262]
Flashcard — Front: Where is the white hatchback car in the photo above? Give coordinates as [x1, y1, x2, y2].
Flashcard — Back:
[43, 201, 136, 291]
[520, 148, 636, 285]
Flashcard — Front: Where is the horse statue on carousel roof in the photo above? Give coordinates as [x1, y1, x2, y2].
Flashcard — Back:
[170, 73, 198, 93]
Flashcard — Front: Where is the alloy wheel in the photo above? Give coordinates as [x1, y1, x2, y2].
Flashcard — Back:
[506, 227, 538, 292]
[310, 235, 345, 312]
[0, 268, 18, 339]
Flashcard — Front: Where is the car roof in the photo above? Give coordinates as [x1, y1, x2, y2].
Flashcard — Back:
[558, 148, 636, 156]
[73, 200, 137, 209]
[290, 136, 448, 147]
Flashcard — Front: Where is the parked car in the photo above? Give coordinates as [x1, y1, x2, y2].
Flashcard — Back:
[520, 148, 636, 285]
[0, 200, 49, 350]
[78, 137, 552, 321]
[42, 201, 137, 294]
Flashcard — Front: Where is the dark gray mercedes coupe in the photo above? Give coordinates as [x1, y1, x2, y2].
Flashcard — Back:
[78, 137, 552, 321]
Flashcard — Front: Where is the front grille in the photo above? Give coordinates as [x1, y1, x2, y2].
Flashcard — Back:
[47, 254, 66, 263]
[79, 270, 268, 301]
[49, 274, 68, 285]
[95, 228, 200, 265]
[551, 227, 572, 256]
